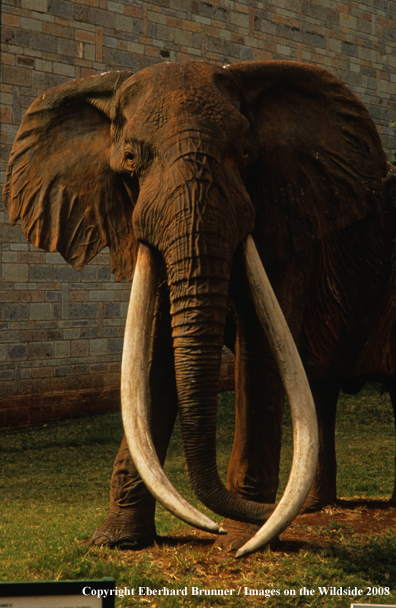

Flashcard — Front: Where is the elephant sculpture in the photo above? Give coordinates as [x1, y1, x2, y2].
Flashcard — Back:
[4, 60, 394, 556]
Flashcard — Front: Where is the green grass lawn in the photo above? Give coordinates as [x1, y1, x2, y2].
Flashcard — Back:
[0, 385, 396, 606]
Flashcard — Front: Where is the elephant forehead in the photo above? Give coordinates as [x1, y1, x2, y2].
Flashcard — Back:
[114, 62, 241, 133]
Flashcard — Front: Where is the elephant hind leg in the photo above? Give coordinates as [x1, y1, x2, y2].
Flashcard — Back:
[383, 379, 396, 503]
[303, 380, 339, 511]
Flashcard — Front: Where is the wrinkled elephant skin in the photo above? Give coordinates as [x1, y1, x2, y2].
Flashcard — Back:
[3, 60, 393, 555]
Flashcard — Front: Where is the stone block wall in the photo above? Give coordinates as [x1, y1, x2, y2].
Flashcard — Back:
[1, 0, 395, 427]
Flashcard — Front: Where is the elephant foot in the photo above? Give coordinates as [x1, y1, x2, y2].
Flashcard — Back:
[213, 519, 277, 553]
[87, 510, 156, 550]
[302, 491, 337, 513]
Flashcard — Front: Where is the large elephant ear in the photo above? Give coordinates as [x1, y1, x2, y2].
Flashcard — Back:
[226, 61, 388, 263]
[3, 71, 136, 280]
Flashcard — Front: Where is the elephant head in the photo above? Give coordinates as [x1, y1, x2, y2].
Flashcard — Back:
[3, 61, 387, 556]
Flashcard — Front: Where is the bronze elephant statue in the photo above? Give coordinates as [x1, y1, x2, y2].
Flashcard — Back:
[4, 60, 394, 557]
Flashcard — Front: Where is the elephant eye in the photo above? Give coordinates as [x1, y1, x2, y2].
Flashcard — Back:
[124, 150, 137, 172]
[123, 141, 154, 176]
[242, 144, 252, 158]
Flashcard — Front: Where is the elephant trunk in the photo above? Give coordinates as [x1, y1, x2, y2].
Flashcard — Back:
[164, 214, 274, 523]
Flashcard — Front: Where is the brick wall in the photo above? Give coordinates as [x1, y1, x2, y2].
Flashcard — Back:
[1, 0, 395, 427]
[0, 243, 130, 427]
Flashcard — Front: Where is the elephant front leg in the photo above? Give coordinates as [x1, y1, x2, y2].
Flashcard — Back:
[227, 338, 284, 505]
[303, 380, 339, 511]
[90, 434, 158, 548]
[90, 285, 178, 549]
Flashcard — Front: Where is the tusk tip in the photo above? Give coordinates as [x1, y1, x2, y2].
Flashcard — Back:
[235, 545, 252, 559]
[235, 548, 246, 559]
[218, 526, 227, 535]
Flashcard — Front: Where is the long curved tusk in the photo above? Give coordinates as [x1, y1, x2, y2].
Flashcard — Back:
[236, 235, 318, 558]
[121, 242, 225, 535]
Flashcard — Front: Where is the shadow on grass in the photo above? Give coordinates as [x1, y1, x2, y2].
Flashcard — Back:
[335, 498, 396, 509]
[275, 532, 396, 589]
[323, 535, 396, 588]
